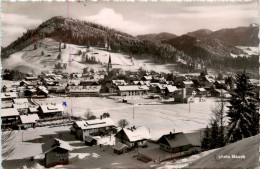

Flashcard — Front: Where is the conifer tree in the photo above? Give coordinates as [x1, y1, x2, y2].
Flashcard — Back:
[226, 70, 259, 143]
[210, 120, 220, 149]
[201, 125, 211, 151]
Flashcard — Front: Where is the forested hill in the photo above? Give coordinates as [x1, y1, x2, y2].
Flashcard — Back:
[1, 16, 189, 64]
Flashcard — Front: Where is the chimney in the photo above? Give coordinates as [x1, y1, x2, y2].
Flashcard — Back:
[170, 132, 172, 135]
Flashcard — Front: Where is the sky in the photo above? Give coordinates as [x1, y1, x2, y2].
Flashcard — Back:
[1, 1, 258, 47]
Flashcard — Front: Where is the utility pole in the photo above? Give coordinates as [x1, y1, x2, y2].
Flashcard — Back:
[189, 101, 190, 113]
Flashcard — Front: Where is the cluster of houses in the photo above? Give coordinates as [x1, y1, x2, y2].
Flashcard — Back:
[42, 114, 200, 167]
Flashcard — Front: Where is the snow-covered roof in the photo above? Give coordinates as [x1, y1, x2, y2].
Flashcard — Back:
[205, 76, 215, 83]
[13, 98, 29, 104]
[122, 126, 151, 142]
[1, 92, 18, 99]
[76, 118, 115, 130]
[1, 108, 19, 117]
[143, 76, 153, 80]
[40, 104, 64, 113]
[28, 107, 39, 113]
[69, 86, 101, 93]
[37, 86, 49, 94]
[215, 89, 228, 94]
[118, 85, 149, 91]
[183, 81, 194, 85]
[112, 142, 129, 151]
[20, 114, 39, 124]
[112, 80, 127, 86]
[197, 88, 206, 92]
[42, 138, 72, 154]
[158, 132, 191, 148]
[166, 85, 178, 92]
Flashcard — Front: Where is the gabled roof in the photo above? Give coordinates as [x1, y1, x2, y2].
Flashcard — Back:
[119, 126, 151, 142]
[1, 108, 19, 117]
[20, 114, 39, 124]
[74, 118, 115, 130]
[196, 88, 206, 92]
[42, 138, 72, 154]
[166, 85, 178, 92]
[112, 142, 129, 151]
[112, 80, 127, 86]
[1, 92, 18, 99]
[85, 136, 97, 143]
[214, 89, 228, 94]
[40, 104, 64, 113]
[157, 132, 191, 148]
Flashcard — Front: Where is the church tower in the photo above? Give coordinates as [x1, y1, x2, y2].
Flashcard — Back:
[108, 54, 112, 73]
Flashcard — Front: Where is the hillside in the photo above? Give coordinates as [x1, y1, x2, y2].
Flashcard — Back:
[185, 25, 259, 47]
[186, 135, 259, 168]
[163, 35, 245, 60]
[136, 32, 177, 42]
[1, 16, 188, 65]
[186, 29, 213, 40]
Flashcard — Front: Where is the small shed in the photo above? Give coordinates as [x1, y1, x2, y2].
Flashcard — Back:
[84, 136, 97, 146]
[42, 138, 72, 168]
[112, 142, 129, 155]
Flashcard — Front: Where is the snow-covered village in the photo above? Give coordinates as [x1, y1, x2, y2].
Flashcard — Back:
[1, 1, 259, 169]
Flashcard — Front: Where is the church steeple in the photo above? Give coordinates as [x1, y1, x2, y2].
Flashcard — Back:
[108, 54, 112, 73]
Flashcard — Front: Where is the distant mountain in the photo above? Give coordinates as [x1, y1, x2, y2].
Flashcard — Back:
[186, 29, 213, 40]
[185, 25, 258, 47]
[208, 26, 259, 47]
[163, 35, 244, 59]
[1, 16, 188, 65]
[136, 32, 177, 42]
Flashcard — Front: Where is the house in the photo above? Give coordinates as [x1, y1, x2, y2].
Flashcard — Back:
[181, 81, 194, 88]
[112, 80, 127, 86]
[215, 80, 226, 89]
[174, 88, 196, 103]
[42, 138, 72, 168]
[79, 80, 99, 86]
[112, 142, 130, 155]
[1, 92, 18, 101]
[213, 89, 231, 98]
[69, 86, 101, 97]
[71, 118, 116, 140]
[84, 136, 97, 146]
[13, 98, 29, 110]
[141, 76, 153, 81]
[117, 85, 149, 96]
[38, 104, 64, 118]
[195, 88, 206, 97]
[114, 126, 151, 148]
[203, 75, 215, 88]
[157, 132, 193, 153]
[1, 108, 20, 129]
[20, 114, 40, 128]
[36, 86, 49, 98]
[1, 101, 13, 109]
[24, 76, 38, 81]
[165, 85, 178, 97]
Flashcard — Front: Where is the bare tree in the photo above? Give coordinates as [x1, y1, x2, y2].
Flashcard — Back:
[118, 119, 129, 128]
[84, 109, 93, 120]
[2, 131, 15, 160]
[211, 99, 226, 147]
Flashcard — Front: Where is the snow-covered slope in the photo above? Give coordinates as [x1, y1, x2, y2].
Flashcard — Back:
[2, 38, 176, 74]
[187, 135, 259, 168]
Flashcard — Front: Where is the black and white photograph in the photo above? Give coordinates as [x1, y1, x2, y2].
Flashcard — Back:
[1, 0, 259, 168]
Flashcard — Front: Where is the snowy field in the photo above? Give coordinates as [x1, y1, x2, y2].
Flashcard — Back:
[34, 97, 227, 139]
[2, 38, 176, 74]
[231, 46, 258, 58]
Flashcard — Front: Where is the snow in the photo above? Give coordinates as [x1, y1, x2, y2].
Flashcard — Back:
[2, 38, 177, 75]
[155, 149, 218, 168]
[236, 46, 258, 56]
[34, 97, 225, 139]
[70, 153, 91, 159]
